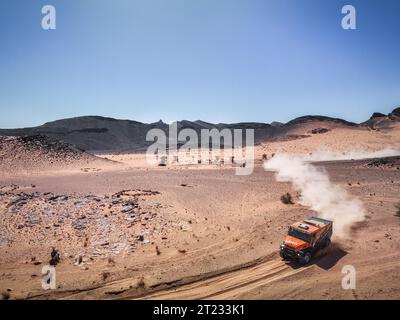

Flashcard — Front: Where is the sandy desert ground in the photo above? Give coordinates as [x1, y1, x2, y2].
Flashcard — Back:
[0, 123, 399, 300]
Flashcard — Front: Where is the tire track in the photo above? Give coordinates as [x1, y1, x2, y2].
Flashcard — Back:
[138, 259, 309, 300]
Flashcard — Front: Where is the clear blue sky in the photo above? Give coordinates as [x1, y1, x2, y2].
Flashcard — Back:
[0, 0, 399, 128]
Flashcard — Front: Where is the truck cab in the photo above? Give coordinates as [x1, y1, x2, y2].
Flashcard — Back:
[279, 216, 333, 265]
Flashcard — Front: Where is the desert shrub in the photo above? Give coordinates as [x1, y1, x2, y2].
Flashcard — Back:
[101, 271, 110, 281]
[107, 257, 115, 265]
[280, 193, 294, 205]
[137, 277, 146, 289]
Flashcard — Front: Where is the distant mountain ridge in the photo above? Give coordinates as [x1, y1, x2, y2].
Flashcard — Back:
[0, 107, 398, 152]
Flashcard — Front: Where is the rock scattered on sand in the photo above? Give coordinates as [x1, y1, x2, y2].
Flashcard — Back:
[366, 157, 400, 169]
[0, 187, 172, 264]
[310, 128, 330, 134]
[121, 205, 134, 213]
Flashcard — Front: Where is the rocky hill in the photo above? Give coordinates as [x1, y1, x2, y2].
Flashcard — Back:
[0, 107, 398, 152]
[0, 135, 109, 173]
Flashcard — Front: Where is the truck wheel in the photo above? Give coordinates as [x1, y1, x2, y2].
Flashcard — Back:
[279, 251, 287, 260]
[301, 253, 311, 265]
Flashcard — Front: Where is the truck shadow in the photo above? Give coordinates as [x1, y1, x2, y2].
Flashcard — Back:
[286, 244, 348, 271]
[313, 246, 348, 270]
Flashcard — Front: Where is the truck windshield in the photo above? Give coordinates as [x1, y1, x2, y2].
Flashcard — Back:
[288, 228, 312, 242]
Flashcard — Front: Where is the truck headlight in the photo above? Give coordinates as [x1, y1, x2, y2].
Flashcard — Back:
[280, 243, 285, 249]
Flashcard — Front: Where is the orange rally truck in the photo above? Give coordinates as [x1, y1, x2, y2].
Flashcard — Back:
[279, 216, 333, 265]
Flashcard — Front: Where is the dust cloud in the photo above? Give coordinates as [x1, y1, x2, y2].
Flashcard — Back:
[264, 154, 367, 238]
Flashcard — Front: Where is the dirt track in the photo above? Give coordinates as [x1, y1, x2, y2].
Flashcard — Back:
[138, 258, 308, 300]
